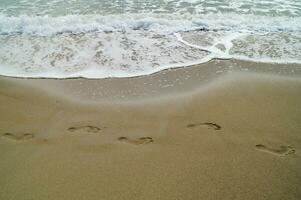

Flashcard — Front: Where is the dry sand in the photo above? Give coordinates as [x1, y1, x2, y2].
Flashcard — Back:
[0, 60, 301, 200]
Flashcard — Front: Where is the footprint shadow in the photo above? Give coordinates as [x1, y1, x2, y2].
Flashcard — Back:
[118, 136, 153, 145]
[255, 144, 295, 156]
[187, 122, 221, 130]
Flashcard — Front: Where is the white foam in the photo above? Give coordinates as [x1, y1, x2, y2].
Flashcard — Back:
[0, 12, 300, 78]
[176, 32, 301, 64]
[0, 14, 195, 36]
[1, 13, 300, 36]
[0, 31, 211, 78]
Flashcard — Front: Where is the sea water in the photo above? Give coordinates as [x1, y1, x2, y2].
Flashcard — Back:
[0, 0, 300, 78]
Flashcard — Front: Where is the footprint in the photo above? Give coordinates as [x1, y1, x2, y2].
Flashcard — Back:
[136, 137, 154, 145]
[187, 122, 221, 130]
[118, 136, 153, 145]
[118, 137, 128, 142]
[68, 125, 102, 134]
[255, 144, 295, 156]
[1, 132, 34, 142]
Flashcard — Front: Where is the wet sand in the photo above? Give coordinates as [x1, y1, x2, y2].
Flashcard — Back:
[0, 60, 301, 200]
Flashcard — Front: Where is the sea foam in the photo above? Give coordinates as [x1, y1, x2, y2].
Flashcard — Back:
[0, 12, 300, 78]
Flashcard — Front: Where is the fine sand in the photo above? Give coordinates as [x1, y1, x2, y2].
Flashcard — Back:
[0, 60, 301, 200]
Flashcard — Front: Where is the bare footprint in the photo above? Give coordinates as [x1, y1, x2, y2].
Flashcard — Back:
[68, 125, 102, 134]
[187, 122, 221, 130]
[118, 137, 128, 142]
[1, 132, 34, 142]
[118, 136, 153, 145]
[255, 144, 295, 156]
[135, 137, 154, 145]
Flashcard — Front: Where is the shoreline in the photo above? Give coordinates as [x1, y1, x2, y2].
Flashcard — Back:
[1, 59, 301, 80]
[1, 59, 301, 104]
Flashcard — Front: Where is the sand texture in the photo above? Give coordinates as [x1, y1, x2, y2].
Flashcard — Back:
[0, 60, 301, 200]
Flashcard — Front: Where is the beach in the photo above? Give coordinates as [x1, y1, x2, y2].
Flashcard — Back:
[1, 60, 301, 200]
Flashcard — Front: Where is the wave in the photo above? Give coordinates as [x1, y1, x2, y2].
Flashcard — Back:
[1, 13, 300, 36]
[0, 13, 300, 78]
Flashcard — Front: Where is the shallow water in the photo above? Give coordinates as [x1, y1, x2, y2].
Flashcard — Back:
[0, 0, 300, 78]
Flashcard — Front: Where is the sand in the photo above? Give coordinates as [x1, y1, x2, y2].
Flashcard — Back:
[0, 60, 301, 200]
